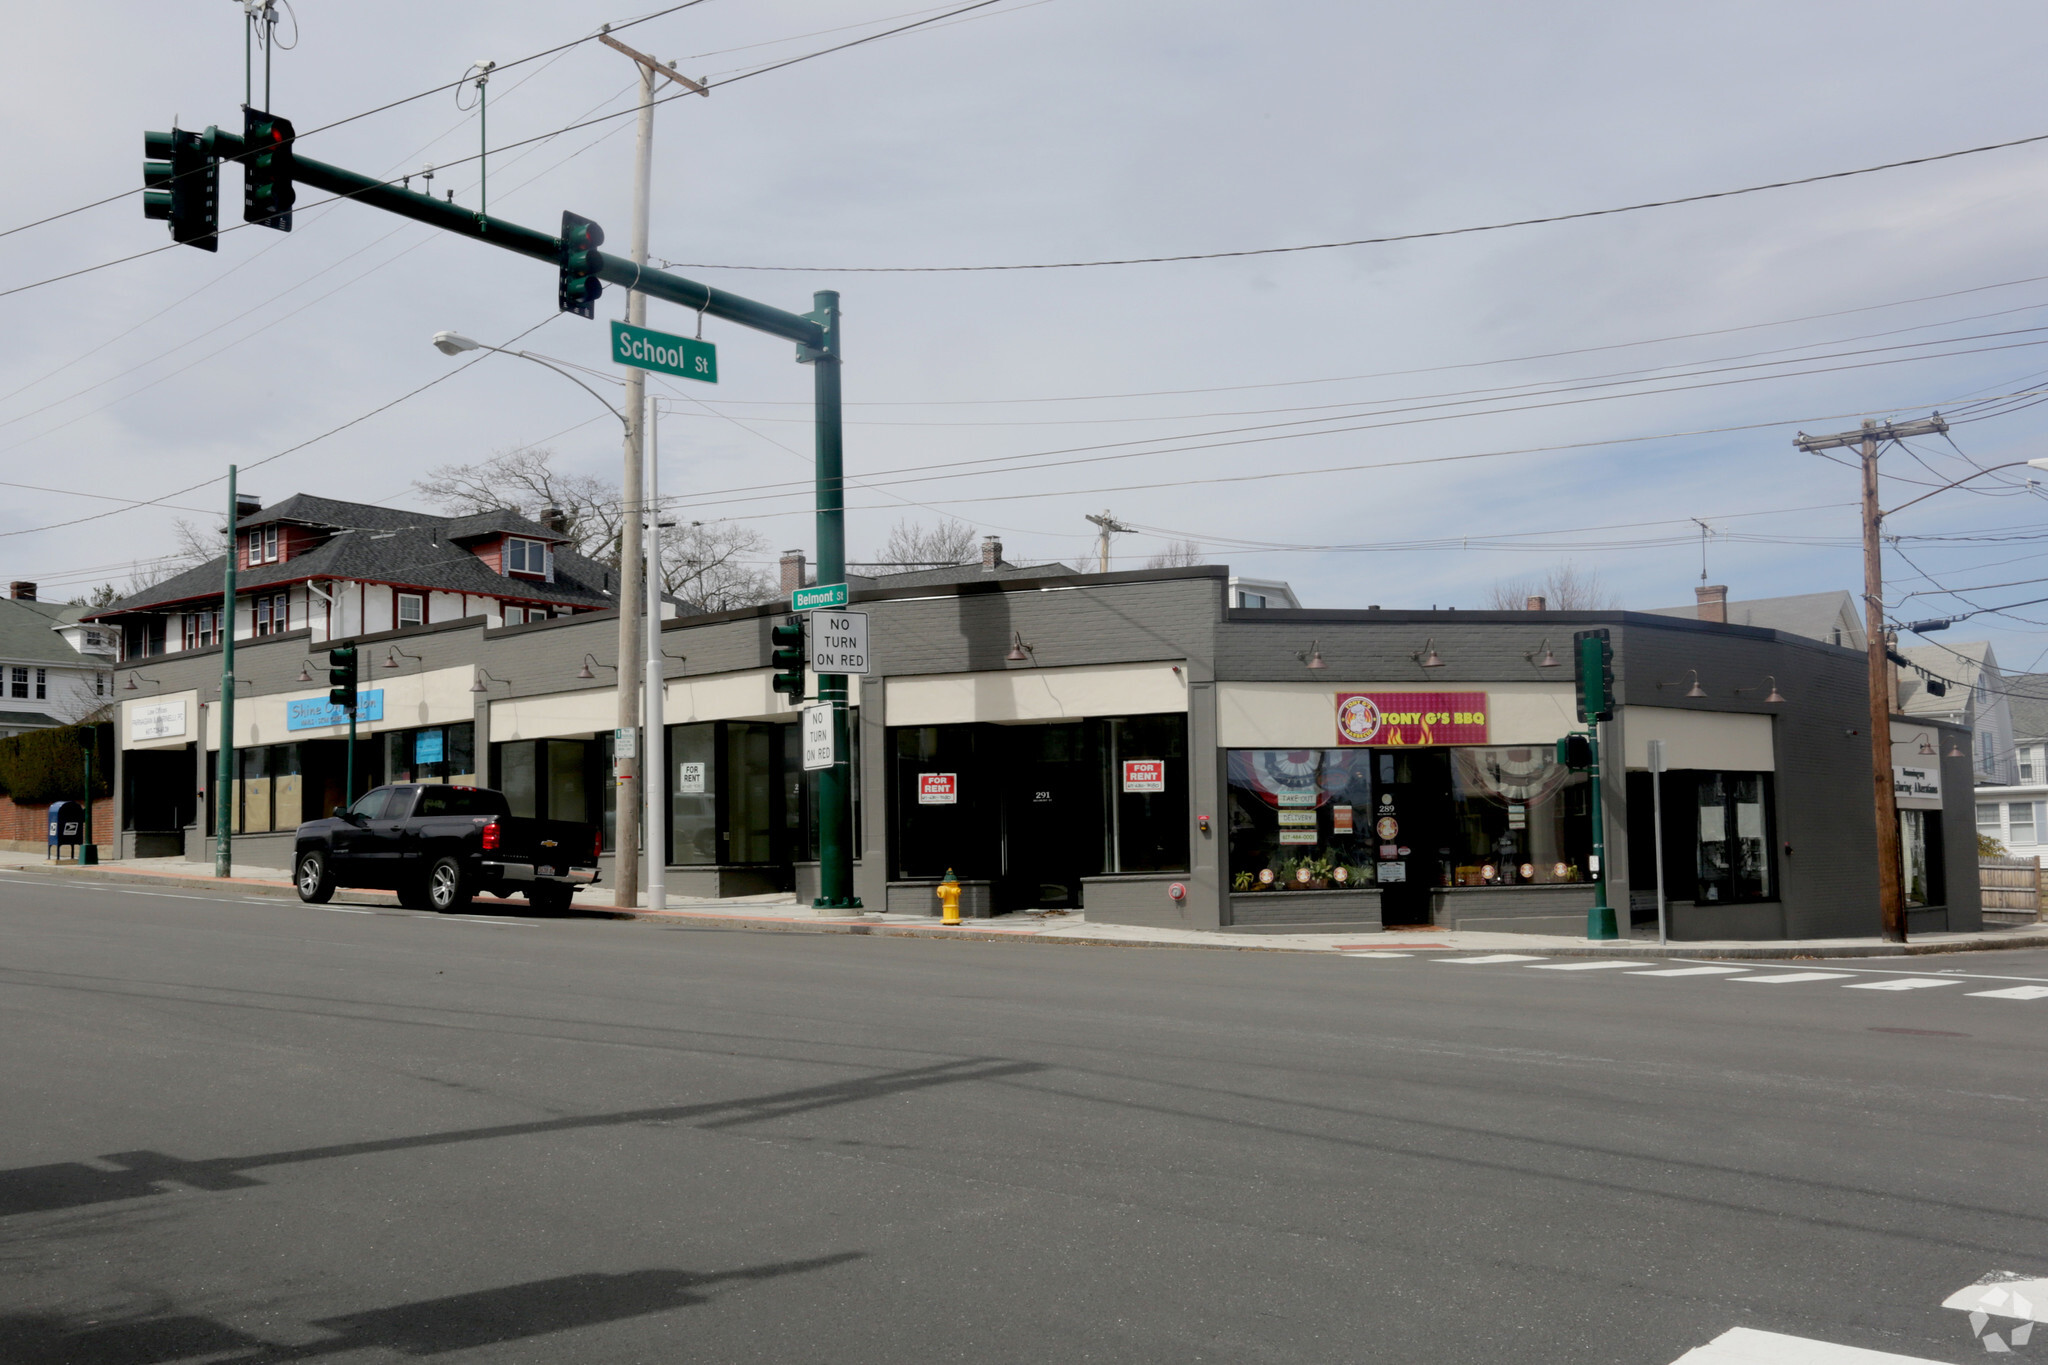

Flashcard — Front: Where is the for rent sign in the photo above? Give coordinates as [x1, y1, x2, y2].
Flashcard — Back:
[1335, 692, 1488, 747]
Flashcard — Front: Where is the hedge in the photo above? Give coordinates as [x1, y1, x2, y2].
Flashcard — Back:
[0, 723, 111, 803]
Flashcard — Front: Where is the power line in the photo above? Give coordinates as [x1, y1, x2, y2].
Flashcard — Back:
[0, 316, 557, 541]
[657, 127, 2048, 273]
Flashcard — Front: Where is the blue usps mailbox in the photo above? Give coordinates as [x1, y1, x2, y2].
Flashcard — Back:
[47, 800, 84, 861]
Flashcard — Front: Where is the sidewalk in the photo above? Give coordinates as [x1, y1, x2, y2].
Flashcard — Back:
[7, 855, 2047, 960]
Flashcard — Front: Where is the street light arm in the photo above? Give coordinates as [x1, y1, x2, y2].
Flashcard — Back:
[1881, 460, 2035, 519]
[484, 345, 629, 428]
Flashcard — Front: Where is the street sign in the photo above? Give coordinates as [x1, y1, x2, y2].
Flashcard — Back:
[802, 702, 836, 771]
[610, 320, 718, 384]
[808, 610, 870, 675]
[614, 726, 637, 760]
[792, 582, 848, 611]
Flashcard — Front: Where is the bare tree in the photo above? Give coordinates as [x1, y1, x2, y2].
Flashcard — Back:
[1145, 539, 1204, 568]
[1484, 560, 1620, 610]
[660, 521, 777, 612]
[863, 517, 979, 570]
[414, 446, 625, 565]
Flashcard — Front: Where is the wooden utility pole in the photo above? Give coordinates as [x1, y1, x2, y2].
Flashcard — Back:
[1085, 509, 1132, 574]
[1794, 414, 1949, 942]
[598, 28, 705, 908]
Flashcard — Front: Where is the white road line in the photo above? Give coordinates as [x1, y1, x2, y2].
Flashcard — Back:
[1628, 966, 1749, 977]
[1942, 1273, 2048, 1323]
[1433, 954, 1546, 964]
[1841, 978, 1958, 991]
[309, 906, 378, 915]
[1669, 1326, 1948, 1362]
[1340, 952, 1413, 959]
[1727, 972, 1857, 984]
[1968, 985, 2048, 1000]
[1525, 960, 1651, 971]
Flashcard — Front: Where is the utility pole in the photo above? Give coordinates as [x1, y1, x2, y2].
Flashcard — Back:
[600, 30, 705, 911]
[645, 396, 665, 912]
[215, 466, 238, 878]
[1085, 509, 1132, 574]
[1794, 414, 1949, 943]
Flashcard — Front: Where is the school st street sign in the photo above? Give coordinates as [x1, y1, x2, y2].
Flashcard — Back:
[611, 320, 717, 383]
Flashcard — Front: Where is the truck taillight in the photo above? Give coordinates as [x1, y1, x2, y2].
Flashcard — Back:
[592, 829, 603, 859]
[480, 819, 500, 851]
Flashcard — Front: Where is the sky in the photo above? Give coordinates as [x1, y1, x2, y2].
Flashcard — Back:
[5, 1, 2048, 682]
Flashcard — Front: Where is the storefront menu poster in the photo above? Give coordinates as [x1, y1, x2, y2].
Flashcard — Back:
[1335, 692, 1487, 747]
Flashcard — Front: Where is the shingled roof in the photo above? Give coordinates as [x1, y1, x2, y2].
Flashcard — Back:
[87, 496, 614, 619]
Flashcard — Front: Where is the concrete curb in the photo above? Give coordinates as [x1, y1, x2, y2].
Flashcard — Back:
[9, 860, 2047, 959]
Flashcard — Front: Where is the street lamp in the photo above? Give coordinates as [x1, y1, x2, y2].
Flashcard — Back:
[433, 329, 651, 909]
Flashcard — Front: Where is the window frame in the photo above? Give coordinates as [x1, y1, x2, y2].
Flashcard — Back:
[505, 536, 544, 576]
[396, 592, 425, 629]
[33, 667, 45, 700]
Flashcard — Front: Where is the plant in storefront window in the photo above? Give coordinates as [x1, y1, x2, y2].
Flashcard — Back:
[1232, 871, 1255, 892]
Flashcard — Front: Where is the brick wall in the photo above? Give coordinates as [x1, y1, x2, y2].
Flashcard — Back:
[0, 796, 115, 846]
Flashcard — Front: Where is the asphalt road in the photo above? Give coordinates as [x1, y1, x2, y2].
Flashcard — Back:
[2, 873, 2045, 1364]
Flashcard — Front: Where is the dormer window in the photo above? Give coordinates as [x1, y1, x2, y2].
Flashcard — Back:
[245, 526, 278, 567]
[505, 536, 551, 579]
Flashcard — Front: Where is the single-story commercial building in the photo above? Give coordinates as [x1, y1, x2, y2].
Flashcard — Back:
[110, 565, 1978, 939]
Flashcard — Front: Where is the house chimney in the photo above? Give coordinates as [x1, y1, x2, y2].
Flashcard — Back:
[981, 535, 1002, 571]
[1525, 595, 1546, 612]
[9, 581, 36, 601]
[235, 495, 261, 523]
[1695, 584, 1728, 623]
[540, 506, 568, 535]
[780, 549, 807, 595]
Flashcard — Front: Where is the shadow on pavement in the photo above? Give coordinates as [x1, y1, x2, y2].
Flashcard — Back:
[2, 1257, 864, 1362]
[0, 1057, 1042, 1220]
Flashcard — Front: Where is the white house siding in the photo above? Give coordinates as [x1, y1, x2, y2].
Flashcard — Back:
[428, 591, 467, 626]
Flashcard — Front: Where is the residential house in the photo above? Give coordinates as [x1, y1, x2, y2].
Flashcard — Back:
[1645, 585, 1866, 650]
[1977, 672, 2048, 856]
[1896, 640, 2015, 787]
[86, 493, 617, 657]
[0, 582, 114, 736]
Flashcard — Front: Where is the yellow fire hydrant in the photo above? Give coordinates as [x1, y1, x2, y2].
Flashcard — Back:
[936, 868, 963, 925]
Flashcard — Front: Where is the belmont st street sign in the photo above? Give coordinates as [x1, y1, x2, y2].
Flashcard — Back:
[611, 320, 717, 384]
[792, 582, 848, 611]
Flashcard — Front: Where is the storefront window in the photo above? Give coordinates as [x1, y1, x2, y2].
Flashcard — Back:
[1901, 809, 1945, 907]
[726, 723, 779, 864]
[1695, 772, 1773, 903]
[383, 723, 476, 786]
[1226, 749, 1375, 891]
[1106, 715, 1189, 872]
[668, 722, 718, 864]
[490, 737, 602, 836]
[1448, 748, 1589, 886]
[229, 742, 302, 834]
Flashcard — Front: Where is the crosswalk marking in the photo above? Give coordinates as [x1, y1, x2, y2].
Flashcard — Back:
[1433, 954, 1546, 964]
[1968, 985, 2048, 1000]
[1628, 965, 1749, 977]
[1525, 960, 1651, 970]
[1841, 978, 1957, 991]
[1727, 972, 1857, 984]
[1669, 1326, 1947, 1362]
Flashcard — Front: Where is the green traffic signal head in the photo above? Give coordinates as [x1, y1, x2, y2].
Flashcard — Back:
[241, 107, 295, 230]
[770, 616, 806, 699]
[557, 210, 606, 318]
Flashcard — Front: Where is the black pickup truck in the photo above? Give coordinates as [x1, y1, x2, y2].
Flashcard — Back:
[293, 783, 602, 913]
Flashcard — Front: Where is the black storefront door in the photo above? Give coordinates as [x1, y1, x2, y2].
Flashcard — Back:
[1374, 749, 1452, 926]
[997, 723, 1101, 911]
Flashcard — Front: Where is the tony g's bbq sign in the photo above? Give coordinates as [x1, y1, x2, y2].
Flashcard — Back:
[1335, 692, 1489, 747]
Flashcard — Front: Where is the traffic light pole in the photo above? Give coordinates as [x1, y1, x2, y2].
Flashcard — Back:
[805, 291, 858, 910]
[215, 465, 238, 878]
[150, 124, 849, 908]
[1585, 715, 1615, 941]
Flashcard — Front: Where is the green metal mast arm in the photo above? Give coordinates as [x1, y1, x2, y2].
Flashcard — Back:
[207, 128, 828, 349]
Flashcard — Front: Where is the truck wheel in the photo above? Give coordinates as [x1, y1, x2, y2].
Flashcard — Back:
[528, 883, 572, 915]
[396, 877, 433, 911]
[295, 851, 335, 904]
[426, 857, 472, 913]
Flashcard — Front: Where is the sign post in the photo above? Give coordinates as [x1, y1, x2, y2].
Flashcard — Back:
[1648, 737, 1667, 945]
[1576, 631, 1618, 941]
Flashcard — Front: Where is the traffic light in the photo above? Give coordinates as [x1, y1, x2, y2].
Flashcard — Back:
[1573, 627, 1613, 723]
[328, 645, 358, 712]
[770, 615, 806, 701]
[242, 107, 295, 231]
[142, 128, 219, 251]
[558, 211, 605, 317]
[1556, 733, 1592, 771]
